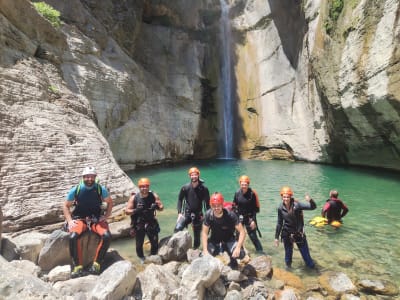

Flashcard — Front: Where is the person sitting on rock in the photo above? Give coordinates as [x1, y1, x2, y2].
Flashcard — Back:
[63, 166, 113, 278]
[201, 192, 246, 269]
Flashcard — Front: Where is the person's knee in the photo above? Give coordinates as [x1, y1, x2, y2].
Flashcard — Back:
[70, 232, 79, 241]
[102, 231, 112, 241]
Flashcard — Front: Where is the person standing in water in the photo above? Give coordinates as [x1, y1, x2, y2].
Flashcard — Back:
[322, 190, 348, 225]
[174, 167, 210, 249]
[274, 186, 316, 269]
[233, 175, 263, 252]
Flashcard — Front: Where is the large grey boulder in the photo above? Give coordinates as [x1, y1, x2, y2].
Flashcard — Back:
[0, 256, 60, 299]
[158, 230, 192, 262]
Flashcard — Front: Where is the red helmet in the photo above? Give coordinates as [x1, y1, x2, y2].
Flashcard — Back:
[210, 192, 224, 206]
[138, 178, 150, 187]
[280, 186, 293, 196]
[188, 167, 200, 176]
[239, 175, 250, 184]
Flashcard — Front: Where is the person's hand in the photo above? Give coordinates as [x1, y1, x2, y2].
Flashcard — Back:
[135, 203, 144, 214]
[249, 220, 256, 230]
[99, 215, 108, 222]
[68, 219, 78, 229]
[232, 247, 241, 258]
[274, 239, 279, 247]
[305, 194, 311, 201]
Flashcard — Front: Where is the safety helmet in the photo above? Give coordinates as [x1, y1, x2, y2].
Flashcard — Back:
[188, 167, 200, 176]
[82, 166, 97, 176]
[239, 175, 250, 184]
[280, 186, 293, 196]
[138, 178, 150, 187]
[210, 192, 224, 206]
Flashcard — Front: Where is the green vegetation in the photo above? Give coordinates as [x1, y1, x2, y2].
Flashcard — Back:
[329, 0, 344, 22]
[33, 2, 61, 28]
[324, 0, 344, 35]
[48, 85, 59, 94]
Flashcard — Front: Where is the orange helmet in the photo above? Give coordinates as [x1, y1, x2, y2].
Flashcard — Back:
[239, 175, 250, 184]
[280, 186, 293, 196]
[138, 178, 150, 187]
[210, 192, 224, 206]
[188, 167, 200, 176]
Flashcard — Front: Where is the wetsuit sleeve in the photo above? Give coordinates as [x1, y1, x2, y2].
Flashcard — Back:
[253, 190, 260, 213]
[322, 201, 330, 217]
[275, 207, 283, 240]
[177, 186, 185, 213]
[204, 186, 210, 210]
[66, 186, 77, 201]
[341, 201, 349, 217]
[298, 199, 316, 210]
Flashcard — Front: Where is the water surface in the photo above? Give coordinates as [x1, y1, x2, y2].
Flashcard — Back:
[115, 159, 400, 285]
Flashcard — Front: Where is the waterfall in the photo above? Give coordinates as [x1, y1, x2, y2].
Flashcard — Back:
[219, 0, 234, 159]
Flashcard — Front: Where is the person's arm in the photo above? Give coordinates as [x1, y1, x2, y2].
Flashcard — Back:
[274, 208, 283, 247]
[201, 224, 210, 256]
[204, 187, 210, 211]
[321, 202, 330, 217]
[232, 222, 246, 258]
[177, 187, 185, 214]
[125, 194, 137, 215]
[341, 202, 349, 218]
[63, 200, 74, 224]
[102, 195, 113, 220]
[299, 194, 316, 210]
[153, 192, 164, 211]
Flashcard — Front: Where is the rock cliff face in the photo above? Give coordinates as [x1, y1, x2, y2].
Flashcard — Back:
[232, 0, 400, 169]
[0, 0, 399, 231]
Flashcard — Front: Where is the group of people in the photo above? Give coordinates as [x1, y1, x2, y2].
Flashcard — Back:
[63, 166, 349, 277]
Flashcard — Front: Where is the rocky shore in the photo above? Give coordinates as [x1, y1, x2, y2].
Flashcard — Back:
[0, 207, 398, 300]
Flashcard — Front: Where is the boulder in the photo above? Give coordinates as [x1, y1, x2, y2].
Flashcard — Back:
[319, 271, 356, 296]
[158, 230, 192, 262]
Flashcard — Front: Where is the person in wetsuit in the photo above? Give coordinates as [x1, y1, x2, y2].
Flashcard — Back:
[174, 167, 210, 249]
[322, 190, 348, 224]
[274, 186, 316, 269]
[233, 175, 263, 252]
[125, 178, 163, 262]
[202, 192, 246, 269]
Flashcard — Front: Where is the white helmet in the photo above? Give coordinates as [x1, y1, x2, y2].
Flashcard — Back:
[82, 166, 97, 176]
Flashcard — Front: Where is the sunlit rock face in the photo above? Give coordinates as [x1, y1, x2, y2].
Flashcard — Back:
[232, 0, 400, 169]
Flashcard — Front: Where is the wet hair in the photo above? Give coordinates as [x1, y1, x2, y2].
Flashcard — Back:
[330, 190, 339, 198]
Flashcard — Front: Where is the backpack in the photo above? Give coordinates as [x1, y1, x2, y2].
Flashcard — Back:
[74, 178, 102, 201]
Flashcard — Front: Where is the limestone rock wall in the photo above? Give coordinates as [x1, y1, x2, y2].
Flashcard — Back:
[232, 0, 400, 169]
[0, 0, 134, 232]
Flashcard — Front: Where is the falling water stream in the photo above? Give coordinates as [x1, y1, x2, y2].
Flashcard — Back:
[219, 0, 234, 159]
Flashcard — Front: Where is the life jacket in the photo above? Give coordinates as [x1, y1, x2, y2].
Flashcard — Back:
[130, 191, 157, 225]
[72, 181, 103, 219]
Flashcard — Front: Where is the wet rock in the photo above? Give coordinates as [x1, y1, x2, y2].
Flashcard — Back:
[357, 278, 399, 296]
[319, 271, 356, 296]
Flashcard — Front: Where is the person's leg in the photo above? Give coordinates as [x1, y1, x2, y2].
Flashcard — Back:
[69, 220, 87, 277]
[147, 222, 160, 255]
[206, 240, 219, 256]
[282, 236, 293, 268]
[192, 219, 202, 249]
[90, 221, 112, 274]
[135, 227, 146, 259]
[247, 227, 263, 252]
[297, 237, 315, 268]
